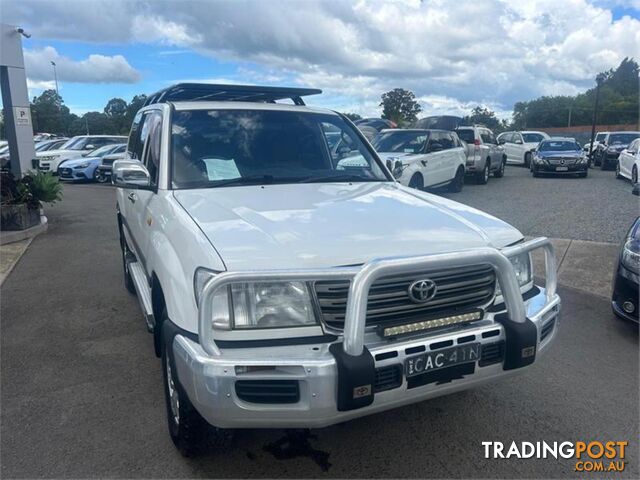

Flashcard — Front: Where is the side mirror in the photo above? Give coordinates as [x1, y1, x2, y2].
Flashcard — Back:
[112, 159, 151, 189]
[514, 139, 523, 145]
[386, 159, 403, 179]
[336, 145, 351, 157]
[84, 144, 95, 150]
[498, 139, 506, 145]
[428, 143, 443, 153]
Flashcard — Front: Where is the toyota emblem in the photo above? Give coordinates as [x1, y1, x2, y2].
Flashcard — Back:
[408, 279, 438, 303]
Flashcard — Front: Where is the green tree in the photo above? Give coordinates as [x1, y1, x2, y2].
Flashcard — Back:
[30, 90, 71, 135]
[380, 88, 422, 126]
[126, 94, 147, 125]
[461, 106, 504, 131]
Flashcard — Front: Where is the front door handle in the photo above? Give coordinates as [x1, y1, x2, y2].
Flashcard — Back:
[127, 192, 137, 204]
[421, 160, 428, 166]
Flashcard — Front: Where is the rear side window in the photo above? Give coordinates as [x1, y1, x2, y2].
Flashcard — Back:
[480, 131, 493, 144]
[440, 132, 454, 150]
[455, 129, 475, 143]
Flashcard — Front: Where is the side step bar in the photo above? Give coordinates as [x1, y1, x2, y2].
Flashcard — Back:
[127, 259, 155, 333]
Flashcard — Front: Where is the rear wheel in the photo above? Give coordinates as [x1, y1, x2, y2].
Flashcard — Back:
[448, 167, 465, 192]
[476, 161, 490, 184]
[524, 152, 532, 168]
[408, 173, 424, 190]
[494, 156, 506, 178]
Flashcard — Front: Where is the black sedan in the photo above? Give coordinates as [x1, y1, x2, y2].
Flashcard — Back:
[612, 216, 640, 323]
[531, 138, 588, 177]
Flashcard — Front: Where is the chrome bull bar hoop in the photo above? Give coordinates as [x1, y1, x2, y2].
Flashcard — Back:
[198, 237, 556, 357]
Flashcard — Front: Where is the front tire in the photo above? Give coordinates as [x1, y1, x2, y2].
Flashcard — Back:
[532, 164, 540, 177]
[524, 152, 532, 168]
[94, 168, 108, 183]
[615, 161, 622, 179]
[632, 165, 638, 184]
[493, 156, 506, 178]
[161, 316, 231, 456]
[476, 161, 490, 184]
[448, 166, 465, 192]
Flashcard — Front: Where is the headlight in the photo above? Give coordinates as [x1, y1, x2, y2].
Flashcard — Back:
[621, 239, 640, 273]
[194, 268, 317, 330]
[75, 162, 90, 169]
[495, 252, 533, 296]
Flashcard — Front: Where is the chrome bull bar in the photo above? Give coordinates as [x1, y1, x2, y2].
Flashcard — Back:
[198, 237, 557, 357]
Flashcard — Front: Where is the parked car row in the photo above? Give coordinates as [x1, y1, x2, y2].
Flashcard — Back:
[38, 135, 127, 173]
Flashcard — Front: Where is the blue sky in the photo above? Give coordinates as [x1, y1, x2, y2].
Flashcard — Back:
[5, 0, 640, 119]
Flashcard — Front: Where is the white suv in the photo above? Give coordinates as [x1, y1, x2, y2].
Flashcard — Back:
[497, 131, 550, 167]
[373, 129, 466, 192]
[113, 84, 560, 455]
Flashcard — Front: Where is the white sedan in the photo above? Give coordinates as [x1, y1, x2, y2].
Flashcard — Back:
[373, 129, 466, 192]
[616, 138, 640, 184]
[497, 131, 550, 167]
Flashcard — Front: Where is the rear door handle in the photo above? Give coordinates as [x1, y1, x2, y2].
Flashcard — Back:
[127, 192, 137, 204]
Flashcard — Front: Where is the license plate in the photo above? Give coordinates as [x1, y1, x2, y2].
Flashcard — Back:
[556, 166, 569, 171]
[405, 343, 480, 377]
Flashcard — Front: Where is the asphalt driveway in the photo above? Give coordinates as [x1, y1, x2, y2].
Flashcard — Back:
[1, 182, 638, 478]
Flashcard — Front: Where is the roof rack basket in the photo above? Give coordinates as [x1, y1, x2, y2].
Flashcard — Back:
[143, 83, 322, 107]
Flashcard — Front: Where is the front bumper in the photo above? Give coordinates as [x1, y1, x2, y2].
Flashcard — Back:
[612, 264, 639, 323]
[534, 161, 588, 174]
[58, 165, 94, 180]
[173, 238, 561, 429]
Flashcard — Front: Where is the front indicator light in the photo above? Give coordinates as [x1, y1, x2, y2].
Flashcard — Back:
[381, 311, 483, 338]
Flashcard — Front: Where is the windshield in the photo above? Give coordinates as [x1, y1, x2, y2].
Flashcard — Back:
[522, 133, 546, 143]
[86, 144, 118, 157]
[171, 109, 388, 189]
[455, 129, 475, 143]
[61, 137, 91, 150]
[608, 133, 640, 145]
[372, 131, 428, 153]
[539, 140, 581, 152]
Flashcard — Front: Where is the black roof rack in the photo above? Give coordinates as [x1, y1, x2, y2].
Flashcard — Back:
[143, 83, 322, 107]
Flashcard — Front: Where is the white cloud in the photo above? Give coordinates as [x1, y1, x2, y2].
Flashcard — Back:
[24, 46, 140, 84]
[7, 0, 640, 116]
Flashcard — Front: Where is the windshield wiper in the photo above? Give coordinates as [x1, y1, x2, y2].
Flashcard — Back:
[207, 175, 276, 187]
[299, 174, 385, 184]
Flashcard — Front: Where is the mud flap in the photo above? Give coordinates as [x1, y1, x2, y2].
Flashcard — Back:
[494, 312, 538, 370]
[329, 343, 375, 411]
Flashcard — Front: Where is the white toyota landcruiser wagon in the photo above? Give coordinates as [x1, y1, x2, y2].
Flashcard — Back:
[113, 84, 561, 455]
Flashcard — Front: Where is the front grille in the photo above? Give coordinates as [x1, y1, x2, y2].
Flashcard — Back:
[235, 380, 300, 404]
[548, 158, 578, 165]
[374, 365, 403, 392]
[540, 318, 555, 341]
[314, 264, 496, 330]
[59, 168, 72, 177]
[39, 164, 50, 171]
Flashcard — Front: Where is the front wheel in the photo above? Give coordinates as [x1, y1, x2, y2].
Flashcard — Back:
[448, 167, 465, 192]
[494, 157, 506, 178]
[615, 161, 622, 179]
[94, 168, 108, 183]
[524, 152, 532, 168]
[632, 165, 638, 184]
[532, 164, 540, 177]
[162, 318, 231, 456]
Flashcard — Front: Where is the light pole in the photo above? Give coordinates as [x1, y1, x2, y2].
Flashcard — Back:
[588, 74, 605, 165]
[50, 60, 59, 97]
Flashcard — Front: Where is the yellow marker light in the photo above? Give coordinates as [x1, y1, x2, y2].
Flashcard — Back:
[382, 311, 482, 337]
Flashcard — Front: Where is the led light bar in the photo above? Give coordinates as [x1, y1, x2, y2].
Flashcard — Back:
[381, 311, 483, 337]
